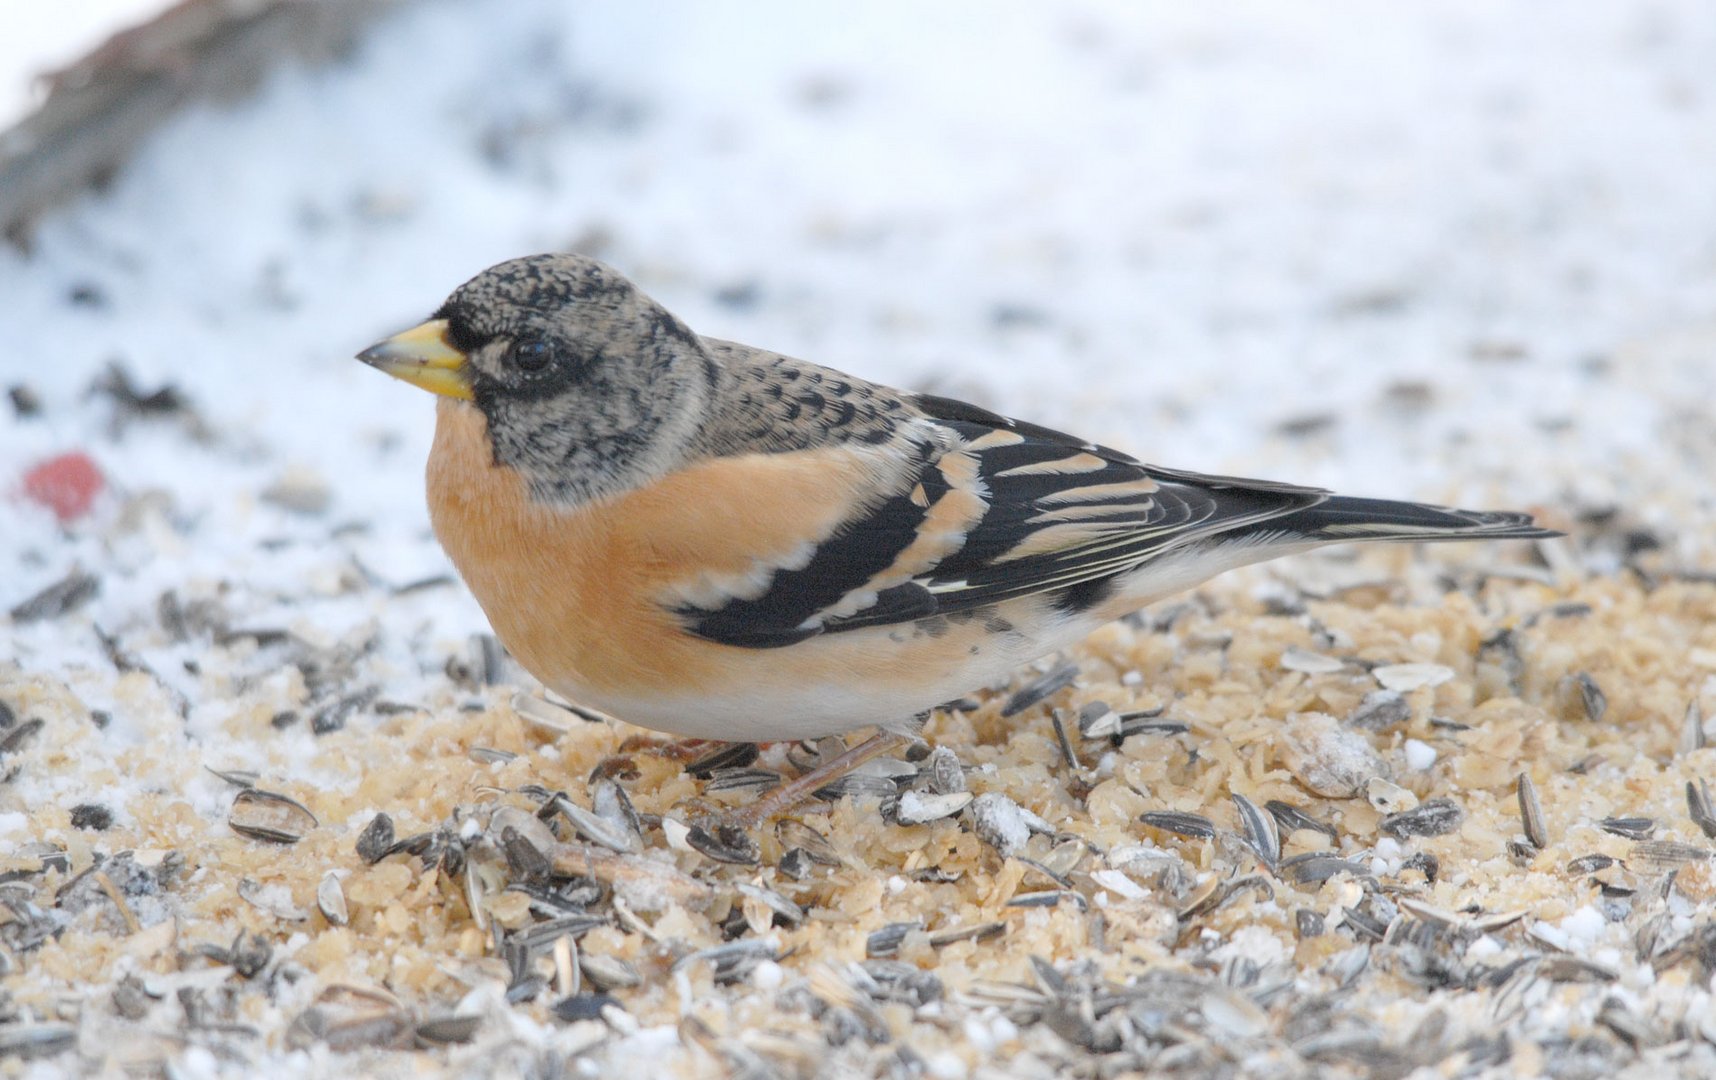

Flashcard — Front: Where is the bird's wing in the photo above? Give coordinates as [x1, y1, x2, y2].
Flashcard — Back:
[676, 391, 1330, 649]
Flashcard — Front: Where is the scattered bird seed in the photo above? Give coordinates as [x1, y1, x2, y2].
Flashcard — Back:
[924, 746, 966, 794]
[467, 746, 517, 765]
[8, 570, 99, 623]
[1001, 662, 1079, 716]
[1115, 711, 1190, 741]
[1688, 780, 1716, 839]
[775, 819, 841, 866]
[1007, 890, 1077, 909]
[893, 789, 974, 826]
[1280, 854, 1368, 887]
[1139, 810, 1216, 840]
[1681, 700, 1707, 755]
[0, 1023, 76, 1061]
[552, 993, 622, 1023]
[551, 794, 640, 854]
[1231, 793, 1280, 873]
[687, 741, 761, 776]
[1601, 817, 1656, 841]
[867, 921, 922, 958]
[355, 813, 395, 864]
[1372, 663, 1455, 692]
[415, 1015, 481, 1046]
[927, 921, 1006, 948]
[1366, 778, 1418, 814]
[1517, 773, 1548, 849]
[228, 789, 318, 844]
[1628, 840, 1712, 871]
[1379, 797, 1464, 839]
[1559, 672, 1607, 721]
[686, 824, 759, 865]
[1280, 647, 1344, 674]
[1075, 701, 1119, 739]
[1049, 709, 1081, 770]
[1347, 690, 1410, 731]
[1566, 854, 1616, 875]
[969, 792, 1032, 857]
[701, 767, 783, 794]
[1265, 800, 1339, 842]
[317, 871, 348, 926]
[736, 882, 806, 927]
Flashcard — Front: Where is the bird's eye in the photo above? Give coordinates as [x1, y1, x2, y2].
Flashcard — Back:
[510, 339, 553, 372]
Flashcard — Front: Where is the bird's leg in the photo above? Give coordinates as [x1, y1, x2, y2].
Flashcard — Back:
[613, 734, 716, 762]
[719, 725, 920, 831]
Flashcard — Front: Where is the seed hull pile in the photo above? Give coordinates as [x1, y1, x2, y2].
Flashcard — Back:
[6, 541, 1716, 1078]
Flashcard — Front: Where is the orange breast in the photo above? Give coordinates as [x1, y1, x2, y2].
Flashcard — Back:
[425, 399, 896, 704]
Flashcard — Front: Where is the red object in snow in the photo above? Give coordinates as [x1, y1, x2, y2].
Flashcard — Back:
[22, 451, 106, 523]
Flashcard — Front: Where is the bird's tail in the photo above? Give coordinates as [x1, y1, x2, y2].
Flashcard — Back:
[1265, 495, 1560, 544]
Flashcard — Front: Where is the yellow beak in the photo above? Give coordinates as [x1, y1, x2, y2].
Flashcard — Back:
[356, 319, 474, 401]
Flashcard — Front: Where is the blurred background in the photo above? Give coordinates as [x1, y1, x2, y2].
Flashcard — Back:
[5, 0, 1715, 653]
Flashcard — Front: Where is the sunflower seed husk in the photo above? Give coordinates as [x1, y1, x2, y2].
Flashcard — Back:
[867, 921, 923, 958]
[1076, 701, 1119, 739]
[1139, 810, 1216, 840]
[736, 882, 806, 927]
[687, 742, 760, 777]
[1560, 672, 1607, 721]
[702, 767, 783, 794]
[1265, 800, 1339, 842]
[0, 1023, 77, 1061]
[415, 1014, 481, 1045]
[923, 746, 966, 794]
[1379, 797, 1464, 839]
[775, 819, 841, 866]
[1566, 854, 1616, 875]
[228, 789, 318, 844]
[927, 921, 1006, 948]
[355, 813, 395, 864]
[552, 795, 640, 854]
[969, 792, 1031, 857]
[1517, 773, 1548, 849]
[1629, 840, 1712, 871]
[686, 824, 760, 865]
[1681, 700, 1707, 755]
[317, 871, 348, 927]
[1281, 647, 1344, 674]
[1281, 854, 1367, 887]
[1688, 780, 1716, 840]
[1373, 663, 1455, 692]
[1002, 662, 1079, 716]
[1231, 793, 1279, 872]
[1347, 690, 1410, 732]
[893, 789, 973, 826]
[578, 952, 642, 991]
[1601, 817, 1656, 841]
[1116, 713, 1190, 740]
[1366, 778, 1417, 814]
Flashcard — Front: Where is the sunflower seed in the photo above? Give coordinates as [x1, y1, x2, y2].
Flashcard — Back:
[1559, 672, 1607, 721]
[686, 824, 759, 865]
[775, 819, 840, 866]
[1006, 890, 1077, 909]
[355, 813, 395, 864]
[1566, 854, 1616, 875]
[867, 921, 922, 957]
[1689, 780, 1716, 840]
[205, 765, 258, 789]
[924, 746, 966, 794]
[1281, 854, 1367, 887]
[1231, 793, 1279, 872]
[551, 795, 640, 854]
[893, 789, 974, 826]
[1138, 809, 1215, 841]
[1347, 690, 1410, 732]
[228, 789, 318, 844]
[737, 881, 806, 927]
[1002, 662, 1079, 716]
[1076, 701, 1119, 739]
[1602, 817, 1656, 841]
[927, 921, 1005, 948]
[1629, 840, 1712, 871]
[1116, 712, 1190, 740]
[1682, 700, 1707, 755]
[415, 1014, 481, 1045]
[579, 952, 641, 991]
[687, 742, 760, 776]
[1379, 797, 1464, 839]
[702, 767, 784, 794]
[9, 570, 98, 623]
[1517, 773, 1548, 849]
[0, 1023, 76, 1060]
[1265, 800, 1339, 842]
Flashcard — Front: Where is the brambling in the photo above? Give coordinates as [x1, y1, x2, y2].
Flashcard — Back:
[359, 254, 1557, 825]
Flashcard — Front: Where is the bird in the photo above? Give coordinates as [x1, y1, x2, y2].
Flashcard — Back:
[358, 253, 1558, 827]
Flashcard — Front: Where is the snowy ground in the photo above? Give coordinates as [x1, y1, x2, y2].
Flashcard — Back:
[4, 1, 1716, 1076]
